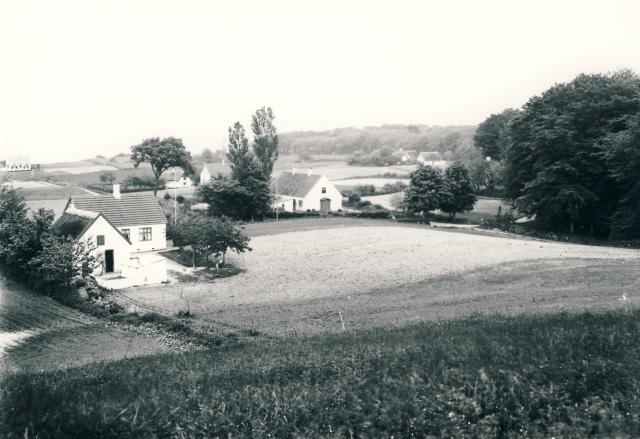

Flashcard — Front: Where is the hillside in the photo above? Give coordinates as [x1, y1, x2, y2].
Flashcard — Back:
[279, 124, 479, 163]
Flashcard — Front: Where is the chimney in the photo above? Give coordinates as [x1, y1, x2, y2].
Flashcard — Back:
[307, 168, 312, 176]
[113, 183, 121, 199]
[292, 167, 297, 175]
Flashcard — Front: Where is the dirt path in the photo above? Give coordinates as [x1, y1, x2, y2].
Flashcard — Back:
[0, 276, 171, 375]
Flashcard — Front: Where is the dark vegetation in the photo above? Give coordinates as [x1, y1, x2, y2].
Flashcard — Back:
[4, 310, 640, 438]
[477, 70, 640, 239]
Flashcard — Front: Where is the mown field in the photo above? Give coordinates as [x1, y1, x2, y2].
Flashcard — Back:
[4, 310, 640, 438]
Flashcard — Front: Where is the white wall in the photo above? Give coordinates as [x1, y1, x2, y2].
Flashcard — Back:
[200, 167, 211, 184]
[119, 223, 167, 252]
[302, 176, 343, 212]
[81, 216, 131, 275]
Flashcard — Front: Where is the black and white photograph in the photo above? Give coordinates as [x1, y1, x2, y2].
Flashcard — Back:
[1, 0, 640, 437]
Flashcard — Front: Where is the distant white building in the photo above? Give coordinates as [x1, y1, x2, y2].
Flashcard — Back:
[165, 169, 193, 189]
[1, 156, 31, 172]
[272, 168, 343, 212]
[52, 184, 168, 286]
[417, 151, 448, 169]
[199, 163, 217, 185]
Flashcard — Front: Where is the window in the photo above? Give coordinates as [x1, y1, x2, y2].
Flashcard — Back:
[299, 200, 303, 208]
[121, 229, 130, 240]
[96, 235, 105, 246]
[139, 227, 152, 241]
[321, 187, 326, 194]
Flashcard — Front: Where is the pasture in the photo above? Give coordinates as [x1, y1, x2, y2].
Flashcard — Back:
[118, 224, 640, 335]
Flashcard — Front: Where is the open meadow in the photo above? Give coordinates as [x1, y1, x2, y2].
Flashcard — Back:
[118, 223, 640, 335]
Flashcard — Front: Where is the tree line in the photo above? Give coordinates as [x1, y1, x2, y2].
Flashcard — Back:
[475, 70, 640, 239]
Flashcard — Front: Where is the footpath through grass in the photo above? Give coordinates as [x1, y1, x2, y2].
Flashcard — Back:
[4, 310, 640, 438]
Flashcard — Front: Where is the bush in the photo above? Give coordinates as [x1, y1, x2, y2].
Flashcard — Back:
[163, 193, 171, 200]
[176, 195, 185, 204]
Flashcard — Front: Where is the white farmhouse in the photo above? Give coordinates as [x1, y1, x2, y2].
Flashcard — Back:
[65, 184, 167, 252]
[272, 169, 343, 212]
[199, 163, 217, 185]
[52, 184, 168, 286]
[416, 151, 448, 169]
[165, 169, 193, 189]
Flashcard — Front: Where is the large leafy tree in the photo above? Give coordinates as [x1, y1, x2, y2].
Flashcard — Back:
[251, 107, 279, 179]
[404, 165, 446, 218]
[172, 213, 251, 267]
[504, 70, 640, 235]
[227, 122, 253, 182]
[473, 108, 519, 161]
[603, 113, 640, 239]
[440, 162, 477, 221]
[130, 137, 194, 195]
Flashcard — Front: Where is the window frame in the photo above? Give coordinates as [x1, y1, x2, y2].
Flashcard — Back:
[96, 235, 105, 246]
[321, 187, 327, 194]
[121, 228, 131, 240]
[139, 227, 152, 242]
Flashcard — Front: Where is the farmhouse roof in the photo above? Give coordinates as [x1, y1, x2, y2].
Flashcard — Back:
[66, 192, 167, 227]
[417, 151, 443, 161]
[272, 172, 322, 198]
[51, 212, 96, 239]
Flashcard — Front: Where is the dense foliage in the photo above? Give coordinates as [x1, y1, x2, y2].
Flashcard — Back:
[279, 125, 477, 163]
[251, 106, 279, 179]
[5, 310, 640, 438]
[0, 188, 97, 291]
[404, 162, 476, 219]
[473, 108, 519, 161]
[500, 70, 640, 237]
[130, 137, 194, 195]
[440, 162, 477, 220]
[171, 213, 251, 267]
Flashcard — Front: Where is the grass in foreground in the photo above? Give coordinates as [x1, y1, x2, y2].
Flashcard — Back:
[4, 310, 640, 438]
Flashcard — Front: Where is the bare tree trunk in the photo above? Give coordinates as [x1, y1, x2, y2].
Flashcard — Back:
[221, 251, 226, 267]
[192, 247, 196, 268]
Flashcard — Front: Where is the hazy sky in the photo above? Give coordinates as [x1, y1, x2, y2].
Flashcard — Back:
[1, 0, 639, 163]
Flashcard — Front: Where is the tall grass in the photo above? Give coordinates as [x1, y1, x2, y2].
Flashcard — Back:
[3, 310, 640, 438]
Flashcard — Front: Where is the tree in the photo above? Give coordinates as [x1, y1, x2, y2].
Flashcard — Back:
[227, 122, 253, 182]
[28, 235, 100, 288]
[197, 166, 271, 222]
[603, 113, 640, 239]
[474, 108, 519, 161]
[200, 148, 215, 163]
[172, 214, 251, 267]
[389, 192, 405, 210]
[440, 162, 477, 221]
[251, 107, 279, 179]
[99, 172, 115, 188]
[130, 137, 194, 195]
[503, 70, 640, 235]
[404, 165, 446, 218]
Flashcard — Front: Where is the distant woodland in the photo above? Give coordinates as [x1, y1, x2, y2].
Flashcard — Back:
[278, 125, 479, 164]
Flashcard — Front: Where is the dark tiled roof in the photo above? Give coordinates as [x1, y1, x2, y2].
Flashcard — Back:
[68, 192, 167, 227]
[51, 213, 95, 239]
[272, 172, 321, 198]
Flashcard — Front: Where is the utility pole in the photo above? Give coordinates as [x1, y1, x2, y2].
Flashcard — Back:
[173, 168, 177, 225]
[275, 177, 279, 221]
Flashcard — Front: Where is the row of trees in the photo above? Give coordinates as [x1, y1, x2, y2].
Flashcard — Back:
[0, 188, 98, 291]
[197, 107, 278, 221]
[475, 70, 640, 238]
[404, 162, 477, 221]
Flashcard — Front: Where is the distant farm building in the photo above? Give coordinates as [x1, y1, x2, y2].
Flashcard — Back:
[199, 162, 230, 185]
[417, 151, 448, 169]
[398, 149, 417, 163]
[272, 168, 343, 212]
[1, 156, 31, 172]
[165, 169, 193, 189]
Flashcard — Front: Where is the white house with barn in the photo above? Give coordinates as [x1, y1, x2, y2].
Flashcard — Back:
[52, 184, 168, 286]
[417, 151, 448, 169]
[272, 168, 343, 212]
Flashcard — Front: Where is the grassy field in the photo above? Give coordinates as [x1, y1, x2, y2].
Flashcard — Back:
[4, 310, 640, 438]
[117, 225, 639, 336]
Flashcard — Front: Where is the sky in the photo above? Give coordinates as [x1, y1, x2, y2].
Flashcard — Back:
[1, 0, 639, 163]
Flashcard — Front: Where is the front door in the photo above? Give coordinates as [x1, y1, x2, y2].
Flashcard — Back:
[320, 198, 331, 212]
[105, 250, 114, 273]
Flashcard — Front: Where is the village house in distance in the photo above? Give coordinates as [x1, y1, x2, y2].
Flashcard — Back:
[0, 156, 31, 172]
[51, 184, 168, 286]
[272, 168, 343, 212]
